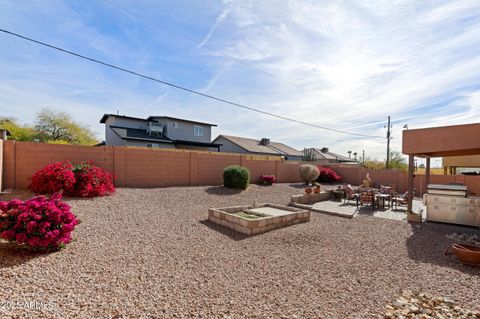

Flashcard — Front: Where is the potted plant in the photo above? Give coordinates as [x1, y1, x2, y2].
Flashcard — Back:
[313, 182, 321, 193]
[333, 186, 344, 200]
[305, 187, 313, 194]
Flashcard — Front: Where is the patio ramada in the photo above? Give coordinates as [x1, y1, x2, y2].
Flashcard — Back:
[0, 184, 478, 318]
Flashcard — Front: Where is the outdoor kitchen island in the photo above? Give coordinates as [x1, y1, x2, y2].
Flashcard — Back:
[425, 184, 480, 227]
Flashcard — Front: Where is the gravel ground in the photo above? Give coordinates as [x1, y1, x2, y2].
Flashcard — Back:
[0, 184, 479, 319]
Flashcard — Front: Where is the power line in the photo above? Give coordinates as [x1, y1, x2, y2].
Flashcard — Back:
[103, 0, 361, 110]
[0, 28, 383, 138]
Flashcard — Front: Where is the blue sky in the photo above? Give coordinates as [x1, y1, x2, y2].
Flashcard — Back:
[1, 0, 480, 165]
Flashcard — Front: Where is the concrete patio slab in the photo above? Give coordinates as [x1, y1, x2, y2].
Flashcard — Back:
[292, 199, 426, 222]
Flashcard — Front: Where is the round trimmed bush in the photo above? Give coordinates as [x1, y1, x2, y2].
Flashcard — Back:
[0, 193, 79, 251]
[223, 165, 250, 189]
[30, 161, 115, 197]
[30, 161, 76, 194]
[71, 162, 115, 197]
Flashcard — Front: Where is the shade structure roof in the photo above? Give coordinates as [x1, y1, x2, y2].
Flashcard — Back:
[402, 123, 480, 157]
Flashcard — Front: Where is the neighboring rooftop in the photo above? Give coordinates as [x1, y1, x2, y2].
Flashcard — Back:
[214, 135, 302, 157]
[100, 113, 217, 126]
[307, 147, 357, 163]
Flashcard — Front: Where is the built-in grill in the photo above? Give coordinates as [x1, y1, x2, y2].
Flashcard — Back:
[427, 184, 467, 197]
[425, 184, 479, 227]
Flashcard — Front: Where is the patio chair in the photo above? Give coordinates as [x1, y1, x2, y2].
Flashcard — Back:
[359, 190, 378, 211]
[392, 191, 409, 210]
[343, 184, 359, 207]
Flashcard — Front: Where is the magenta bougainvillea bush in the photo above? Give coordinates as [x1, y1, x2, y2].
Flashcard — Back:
[71, 162, 115, 197]
[0, 193, 78, 251]
[257, 175, 276, 185]
[30, 161, 115, 197]
[317, 167, 342, 183]
[30, 161, 76, 195]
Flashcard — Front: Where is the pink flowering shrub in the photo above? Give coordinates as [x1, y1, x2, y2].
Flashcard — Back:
[29, 161, 115, 198]
[317, 167, 342, 183]
[0, 193, 78, 251]
[30, 161, 76, 194]
[71, 162, 115, 197]
[257, 175, 276, 185]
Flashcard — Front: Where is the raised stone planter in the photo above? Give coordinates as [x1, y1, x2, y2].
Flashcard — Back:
[290, 191, 333, 205]
[208, 203, 310, 235]
[290, 190, 357, 218]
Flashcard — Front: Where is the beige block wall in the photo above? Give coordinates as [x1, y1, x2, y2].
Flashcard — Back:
[4, 140, 480, 195]
[2, 141, 305, 189]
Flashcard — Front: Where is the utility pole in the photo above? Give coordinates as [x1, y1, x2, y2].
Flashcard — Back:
[362, 149, 365, 164]
[386, 116, 391, 169]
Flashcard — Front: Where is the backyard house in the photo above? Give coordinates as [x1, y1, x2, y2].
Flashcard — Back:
[304, 147, 358, 164]
[212, 134, 303, 160]
[100, 114, 222, 151]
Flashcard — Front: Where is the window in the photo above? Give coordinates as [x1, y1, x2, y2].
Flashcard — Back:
[172, 122, 178, 128]
[194, 125, 203, 136]
[147, 143, 159, 148]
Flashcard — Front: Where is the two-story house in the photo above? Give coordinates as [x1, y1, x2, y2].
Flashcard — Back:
[100, 114, 222, 151]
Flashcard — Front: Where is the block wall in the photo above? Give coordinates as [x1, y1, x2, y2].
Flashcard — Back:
[1, 141, 303, 189]
[3, 140, 479, 195]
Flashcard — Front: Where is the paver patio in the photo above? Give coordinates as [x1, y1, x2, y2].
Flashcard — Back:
[0, 184, 478, 318]
[306, 198, 426, 221]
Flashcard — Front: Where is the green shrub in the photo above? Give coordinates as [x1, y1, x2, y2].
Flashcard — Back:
[223, 165, 250, 189]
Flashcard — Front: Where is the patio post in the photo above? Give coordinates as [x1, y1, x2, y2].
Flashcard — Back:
[425, 157, 430, 195]
[407, 154, 414, 213]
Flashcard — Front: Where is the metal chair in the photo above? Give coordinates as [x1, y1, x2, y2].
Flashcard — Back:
[343, 184, 359, 208]
[359, 190, 378, 211]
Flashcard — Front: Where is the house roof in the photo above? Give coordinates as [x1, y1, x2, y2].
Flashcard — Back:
[147, 116, 217, 127]
[100, 114, 145, 123]
[110, 126, 222, 148]
[100, 114, 217, 126]
[174, 140, 222, 148]
[213, 135, 302, 157]
[110, 126, 173, 144]
[309, 148, 356, 162]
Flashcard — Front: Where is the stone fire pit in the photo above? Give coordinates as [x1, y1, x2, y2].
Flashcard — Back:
[208, 203, 310, 235]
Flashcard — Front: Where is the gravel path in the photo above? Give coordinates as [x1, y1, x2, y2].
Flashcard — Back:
[0, 184, 479, 318]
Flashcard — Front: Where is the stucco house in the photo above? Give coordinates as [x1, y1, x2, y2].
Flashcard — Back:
[212, 135, 303, 160]
[100, 114, 222, 151]
[303, 147, 358, 164]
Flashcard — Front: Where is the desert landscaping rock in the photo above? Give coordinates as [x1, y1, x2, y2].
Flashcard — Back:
[384, 290, 480, 319]
[0, 184, 479, 318]
[446, 232, 480, 246]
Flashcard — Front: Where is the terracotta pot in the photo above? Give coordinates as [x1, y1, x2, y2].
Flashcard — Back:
[452, 244, 480, 265]
[314, 187, 320, 193]
[305, 188, 313, 194]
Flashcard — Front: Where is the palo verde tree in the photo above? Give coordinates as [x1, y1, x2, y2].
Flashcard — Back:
[363, 150, 407, 171]
[0, 117, 38, 141]
[34, 108, 98, 145]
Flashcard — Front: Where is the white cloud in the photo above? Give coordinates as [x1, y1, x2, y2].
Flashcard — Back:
[192, 0, 480, 159]
[1, 0, 480, 163]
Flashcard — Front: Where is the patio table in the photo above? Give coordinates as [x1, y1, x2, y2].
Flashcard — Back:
[376, 193, 391, 210]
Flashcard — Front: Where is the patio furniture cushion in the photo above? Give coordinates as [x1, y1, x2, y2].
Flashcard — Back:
[380, 185, 394, 195]
[392, 191, 409, 205]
